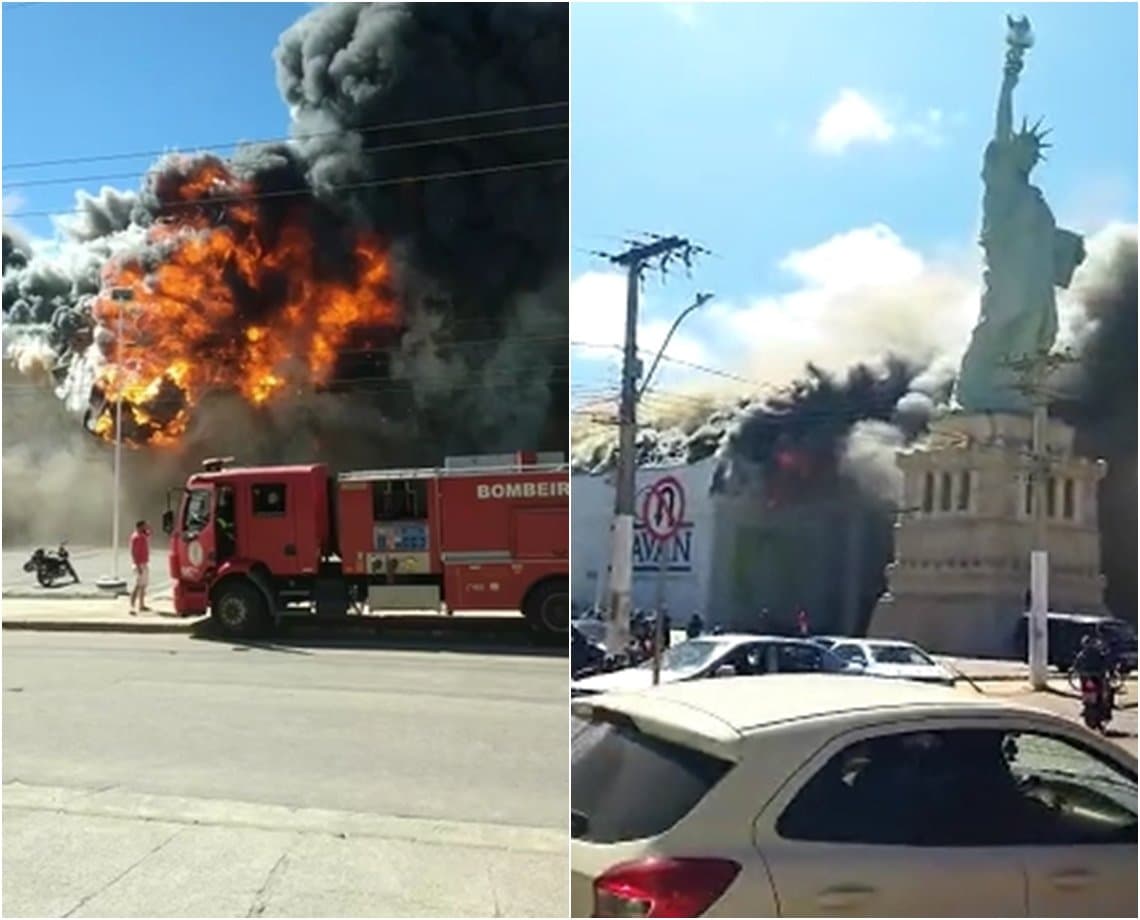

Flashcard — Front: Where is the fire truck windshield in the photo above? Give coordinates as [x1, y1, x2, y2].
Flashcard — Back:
[183, 489, 212, 535]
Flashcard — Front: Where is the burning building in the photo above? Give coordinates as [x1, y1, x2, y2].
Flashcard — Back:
[3, 2, 568, 543]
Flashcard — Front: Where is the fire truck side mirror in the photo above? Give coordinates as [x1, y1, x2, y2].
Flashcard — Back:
[162, 510, 175, 536]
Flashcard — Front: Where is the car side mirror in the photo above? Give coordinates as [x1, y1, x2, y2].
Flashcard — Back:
[714, 664, 736, 678]
[162, 510, 175, 536]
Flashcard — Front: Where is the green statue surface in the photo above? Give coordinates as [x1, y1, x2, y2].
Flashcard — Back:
[954, 16, 1085, 413]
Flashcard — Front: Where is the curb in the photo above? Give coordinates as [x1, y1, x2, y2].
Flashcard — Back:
[2, 592, 131, 602]
[2, 618, 203, 634]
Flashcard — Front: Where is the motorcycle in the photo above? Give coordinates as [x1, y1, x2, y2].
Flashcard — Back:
[22, 543, 80, 589]
[1072, 670, 1121, 733]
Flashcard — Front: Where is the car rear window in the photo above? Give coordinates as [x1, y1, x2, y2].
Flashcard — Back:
[571, 711, 733, 844]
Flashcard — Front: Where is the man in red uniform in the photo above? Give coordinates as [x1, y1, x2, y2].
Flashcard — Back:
[129, 520, 151, 614]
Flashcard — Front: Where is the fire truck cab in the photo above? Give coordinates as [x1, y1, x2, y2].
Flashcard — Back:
[164, 453, 568, 641]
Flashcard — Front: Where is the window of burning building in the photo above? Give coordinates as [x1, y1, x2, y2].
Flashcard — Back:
[939, 472, 953, 512]
[1046, 476, 1058, 518]
[372, 480, 428, 522]
[252, 483, 287, 516]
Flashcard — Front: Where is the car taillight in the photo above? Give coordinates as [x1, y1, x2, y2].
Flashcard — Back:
[593, 857, 740, 918]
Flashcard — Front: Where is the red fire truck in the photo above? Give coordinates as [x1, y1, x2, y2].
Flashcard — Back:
[161, 452, 568, 640]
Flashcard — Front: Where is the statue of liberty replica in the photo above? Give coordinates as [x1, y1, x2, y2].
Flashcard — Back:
[955, 15, 1086, 411]
[869, 16, 1107, 659]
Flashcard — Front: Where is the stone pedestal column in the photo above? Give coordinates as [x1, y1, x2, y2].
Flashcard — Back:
[869, 412, 1106, 657]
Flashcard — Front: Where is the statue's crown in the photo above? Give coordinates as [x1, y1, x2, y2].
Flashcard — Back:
[1016, 116, 1052, 157]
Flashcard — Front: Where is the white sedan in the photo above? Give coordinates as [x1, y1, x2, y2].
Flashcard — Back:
[572, 675, 1137, 917]
[830, 638, 957, 685]
[571, 634, 857, 697]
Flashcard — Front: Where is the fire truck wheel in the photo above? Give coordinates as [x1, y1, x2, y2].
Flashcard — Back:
[212, 579, 270, 638]
[525, 579, 569, 640]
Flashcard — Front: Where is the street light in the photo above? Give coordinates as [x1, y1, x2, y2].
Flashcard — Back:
[95, 287, 135, 594]
[637, 292, 714, 400]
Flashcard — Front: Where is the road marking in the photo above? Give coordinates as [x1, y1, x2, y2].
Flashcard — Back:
[3, 782, 565, 855]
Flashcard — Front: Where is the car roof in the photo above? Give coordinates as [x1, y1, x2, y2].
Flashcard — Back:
[695, 633, 822, 647]
[579, 674, 1025, 740]
[843, 638, 921, 648]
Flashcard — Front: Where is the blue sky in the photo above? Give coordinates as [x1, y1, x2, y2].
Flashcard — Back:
[3, 2, 308, 238]
[571, 2, 1138, 411]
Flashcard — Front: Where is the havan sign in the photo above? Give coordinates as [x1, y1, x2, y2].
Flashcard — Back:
[632, 476, 694, 574]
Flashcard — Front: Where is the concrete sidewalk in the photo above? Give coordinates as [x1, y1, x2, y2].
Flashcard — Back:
[1, 598, 200, 634]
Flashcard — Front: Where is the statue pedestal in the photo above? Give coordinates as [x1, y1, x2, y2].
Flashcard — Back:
[868, 412, 1107, 657]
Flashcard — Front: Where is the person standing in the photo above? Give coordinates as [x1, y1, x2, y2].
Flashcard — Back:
[797, 608, 810, 637]
[129, 520, 151, 614]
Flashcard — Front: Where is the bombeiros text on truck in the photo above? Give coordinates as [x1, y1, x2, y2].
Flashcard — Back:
[161, 452, 569, 640]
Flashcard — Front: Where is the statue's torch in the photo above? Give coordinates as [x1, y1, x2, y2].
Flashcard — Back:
[1005, 14, 1034, 73]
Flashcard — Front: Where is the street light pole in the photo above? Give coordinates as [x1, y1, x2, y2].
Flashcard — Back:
[96, 287, 135, 594]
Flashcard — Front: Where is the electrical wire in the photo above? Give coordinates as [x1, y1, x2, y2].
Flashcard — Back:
[4, 122, 569, 191]
[571, 339, 767, 389]
[6, 157, 569, 220]
[4, 101, 569, 172]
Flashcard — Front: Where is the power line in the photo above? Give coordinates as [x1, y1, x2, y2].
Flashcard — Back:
[3, 101, 569, 172]
[6, 157, 568, 220]
[572, 340, 765, 388]
[4, 122, 569, 191]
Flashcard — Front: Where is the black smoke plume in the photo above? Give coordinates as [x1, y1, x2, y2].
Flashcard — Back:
[3, 2, 568, 544]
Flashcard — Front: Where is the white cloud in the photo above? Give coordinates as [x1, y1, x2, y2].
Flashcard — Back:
[706, 224, 980, 388]
[812, 89, 895, 155]
[779, 224, 924, 290]
[900, 107, 947, 148]
[669, 3, 699, 27]
[813, 92, 951, 155]
[2, 191, 26, 215]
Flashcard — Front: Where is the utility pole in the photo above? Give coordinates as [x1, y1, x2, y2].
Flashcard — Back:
[1007, 347, 1076, 690]
[598, 236, 708, 657]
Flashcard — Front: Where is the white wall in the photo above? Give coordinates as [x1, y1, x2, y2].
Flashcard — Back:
[571, 456, 718, 618]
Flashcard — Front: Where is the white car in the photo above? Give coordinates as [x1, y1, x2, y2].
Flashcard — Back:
[830, 638, 956, 685]
[571, 634, 858, 697]
[571, 675, 1137, 917]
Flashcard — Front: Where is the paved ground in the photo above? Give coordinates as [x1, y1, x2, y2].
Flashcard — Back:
[3, 543, 175, 601]
[2, 632, 567, 918]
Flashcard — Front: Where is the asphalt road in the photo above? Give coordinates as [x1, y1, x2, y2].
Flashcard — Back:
[2, 632, 567, 917]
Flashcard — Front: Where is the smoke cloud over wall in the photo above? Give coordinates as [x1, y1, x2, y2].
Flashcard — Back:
[3, 2, 568, 543]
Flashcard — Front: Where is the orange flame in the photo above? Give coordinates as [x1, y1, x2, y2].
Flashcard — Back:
[90, 157, 399, 446]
